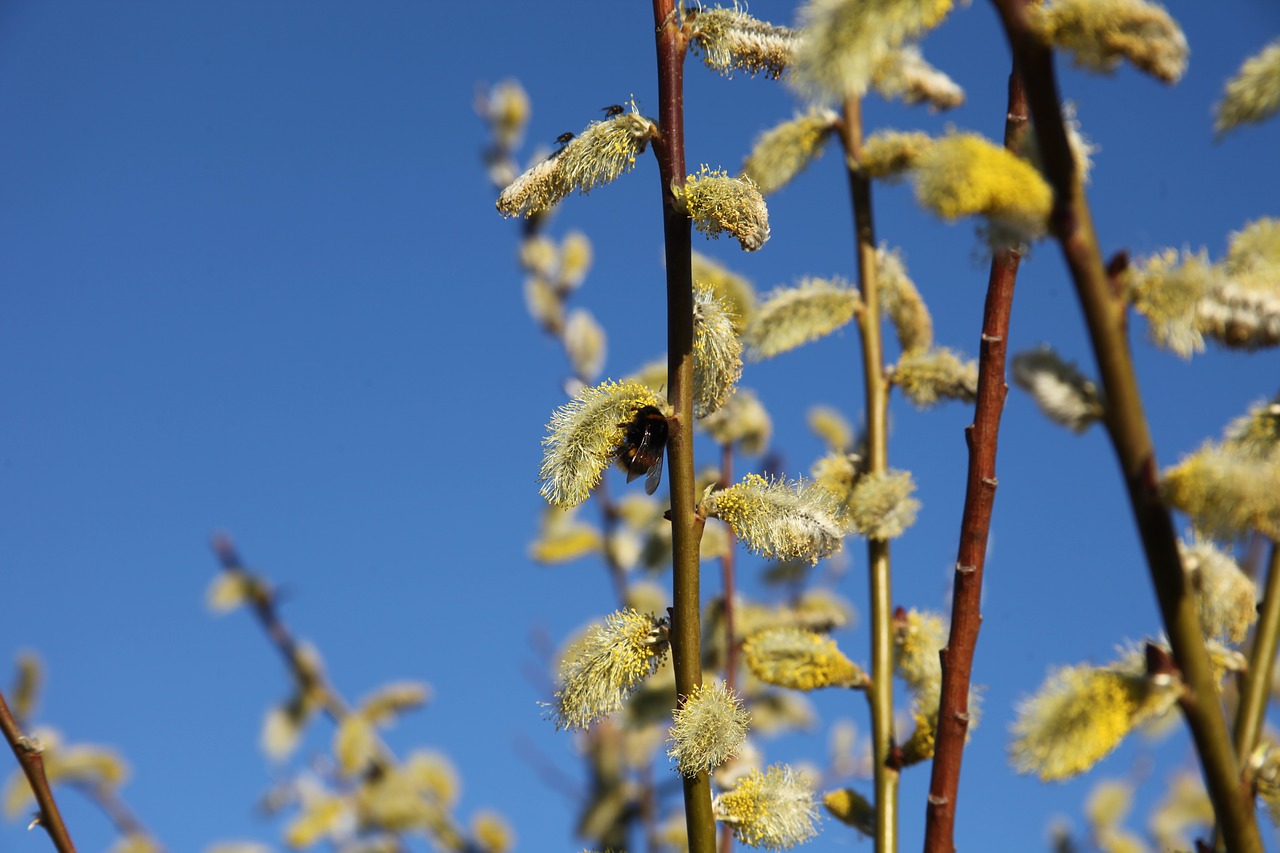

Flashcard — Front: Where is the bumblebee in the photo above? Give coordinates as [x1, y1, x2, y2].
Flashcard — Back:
[616, 406, 669, 495]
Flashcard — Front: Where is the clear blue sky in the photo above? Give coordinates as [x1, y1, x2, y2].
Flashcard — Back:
[1, 2, 1278, 851]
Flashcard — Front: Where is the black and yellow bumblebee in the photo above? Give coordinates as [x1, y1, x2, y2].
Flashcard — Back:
[616, 406, 669, 495]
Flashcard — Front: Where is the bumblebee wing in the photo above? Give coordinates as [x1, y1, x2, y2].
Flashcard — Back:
[623, 424, 653, 483]
[644, 453, 664, 495]
[623, 448, 646, 483]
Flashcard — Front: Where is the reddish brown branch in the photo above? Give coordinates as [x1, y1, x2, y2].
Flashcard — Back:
[921, 68, 1027, 853]
[0, 688, 78, 853]
[210, 533, 350, 722]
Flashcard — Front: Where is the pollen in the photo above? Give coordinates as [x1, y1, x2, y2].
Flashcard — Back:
[551, 608, 670, 730]
[497, 106, 658, 219]
[687, 6, 797, 79]
[715, 764, 820, 850]
[913, 133, 1053, 242]
[846, 470, 920, 541]
[539, 379, 667, 508]
[789, 0, 955, 102]
[681, 167, 771, 252]
[701, 474, 848, 564]
[1028, 0, 1188, 84]
[1010, 664, 1173, 781]
[742, 108, 840, 195]
[744, 627, 866, 691]
[693, 282, 744, 417]
[668, 680, 751, 776]
[859, 130, 935, 180]
[1215, 38, 1280, 137]
[891, 347, 978, 409]
[742, 277, 862, 360]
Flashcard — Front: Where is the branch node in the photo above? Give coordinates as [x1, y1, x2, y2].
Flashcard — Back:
[981, 476, 999, 487]
[927, 794, 949, 807]
[956, 562, 977, 575]
[981, 333, 1003, 343]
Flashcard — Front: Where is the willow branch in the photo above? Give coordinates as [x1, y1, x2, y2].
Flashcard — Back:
[651, 4, 715, 853]
[719, 442, 739, 696]
[922, 67, 1028, 853]
[0, 688, 77, 853]
[210, 535, 475, 853]
[839, 92, 898, 853]
[1234, 542, 1280, 784]
[989, 3, 1263, 850]
[210, 534, 352, 723]
[72, 780, 164, 852]
[718, 441, 738, 853]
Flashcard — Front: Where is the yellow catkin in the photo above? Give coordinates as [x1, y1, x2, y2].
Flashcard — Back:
[744, 627, 865, 690]
[1011, 666, 1150, 780]
[913, 134, 1052, 240]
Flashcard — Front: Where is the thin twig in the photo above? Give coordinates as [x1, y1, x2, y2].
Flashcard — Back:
[71, 781, 166, 852]
[209, 535, 475, 853]
[650, 4, 715, 853]
[210, 534, 352, 723]
[718, 441, 738, 853]
[839, 92, 898, 853]
[1233, 542, 1280, 787]
[921, 66, 1028, 853]
[988, 2, 1263, 849]
[0, 688, 77, 853]
[719, 442, 740, 697]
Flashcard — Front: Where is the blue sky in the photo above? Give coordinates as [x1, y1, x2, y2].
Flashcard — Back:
[1, 2, 1278, 852]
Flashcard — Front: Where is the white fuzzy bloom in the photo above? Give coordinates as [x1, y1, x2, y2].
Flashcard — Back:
[1012, 347, 1105, 433]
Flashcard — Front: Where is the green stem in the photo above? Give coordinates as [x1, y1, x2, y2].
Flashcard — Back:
[989, 3, 1262, 850]
[718, 442, 737, 853]
[1234, 543, 1280, 784]
[840, 92, 898, 853]
[651, 4, 714, 853]
[922, 66, 1027, 853]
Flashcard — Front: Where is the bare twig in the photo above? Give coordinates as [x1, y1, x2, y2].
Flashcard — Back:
[210, 534, 352, 724]
[209, 535, 478, 853]
[70, 780, 163, 852]
[922, 66, 1028, 853]
[0, 688, 77, 853]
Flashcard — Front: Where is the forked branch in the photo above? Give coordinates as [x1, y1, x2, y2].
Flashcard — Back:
[989, 2, 1263, 849]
